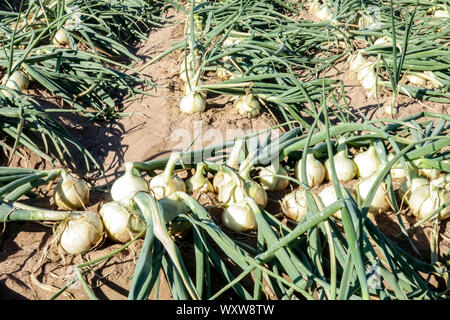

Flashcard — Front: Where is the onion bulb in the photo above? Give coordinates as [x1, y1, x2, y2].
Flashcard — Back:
[295, 153, 325, 188]
[218, 158, 268, 208]
[324, 140, 357, 183]
[281, 190, 313, 222]
[222, 199, 257, 232]
[180, 91, 206, 114]
[149, 153, 186, 200]
[318, 185, 356, 220]
[405, 74, 426, 86]
[398, 171, 428, 204]
[357, 61, 377, 95]
[354, 175, 391, 214]
[186, 162, 214, 193]
[213, 139, 245, 192]
[259, 163, 289, 192]
[316, 4, 333, 20]
[433, 7, 449, 18]
[2, 70, 30, 98]
[348, 51, 368, 72]
[53, 29, 69, 46]
[388, 153, 409, 180]
[59, 211, 104, 255]
[354, 144, 380, 179]
[409, 184, 449, 221]
[111, 162, 149, 202]
[54, 171, 90, 211]
[99, 201, 146, 243]
[234, 94, 260, 118]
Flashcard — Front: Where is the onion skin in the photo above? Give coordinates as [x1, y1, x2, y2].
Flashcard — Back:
[99, 201, 146, 243]
[280, 190, 312, 222]
[318, 185, 356, 220]
[259, 164, 289, 192]
[235, 94, 260, 118]
[409, 185, 449, 221]
[222, 200, 257, 232]
[111, 163, 149, 202]
[53, 29, 69, 45]
[59, 211, 104, 255]
[324, 150, 357, 183]
[354, 145, 380, 179]
[295, 153, 325, 188]
[354, 175, 390, 214]
[180, 91, 206, 113]
[54, 171, 90, 211]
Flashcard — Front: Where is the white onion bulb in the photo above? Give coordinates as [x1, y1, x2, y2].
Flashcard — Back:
[186, 162, 214, 193]
[2, 70, 30, 98]
[59, 211, 104, 255]
[259, 163, 289, 192]
[388, 153, 409, 180]
[281, 190, 318, 222]
[111, 163, 149, 202]
[318, 185, 356, 220]
[316, 4, 333, 20]
[354, 145, 380, 179]
[324, 146, 357, 183]
[218, 178, 268, 208]
[54, 171, 90, 211]
[295, 153, 325, 187]
[213, 140, 245, 192]
[180, 91, 206, 113]
[405, 74, 426, 86]
[409, 185, 449, 221]
[354, 175, 391, 214]
[234, 94, 261, 118]
[99, 201, 146, 243]
[348, 51, 368, 72]
[149, 153, 186, 200]
[53, 29, 69, 46]
[398, 172, 428, 204]
[357, 62, 377, 95]
[222, 199, 257, 232]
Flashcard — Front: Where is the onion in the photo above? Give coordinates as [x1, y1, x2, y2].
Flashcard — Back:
[259, 163, 289, 192]
[388, 153, 409, 180]
[348, 51, 368, 72]
[159, 194, 191, 223]
[59, 211, 104, 255]
[318, 185, 356, 220]
[409, 184, 449, 221]
[357, 62, 377, 95]
[111, 162, 149, 202]
[434, 8, 449, 18]
[324, 140, 356, 183]
[354, 144, 380, 179]
[54, 171, 90, 211]
[149, 153, 186, 200]
[405, 74, 426, 86]
[354, 175, 391, 214]
[234, 94, 261, 118]
[295, 153, 325, 188]
[99, 201, 146, 243]
[280, 190, 311, 222]
[218, 175, 268, 209]
[53, 29, 69, 46]
[2, 70, 30, 98]
[186, 162, 214, 193]
[316, 4, 333, 20]
[180, 91, 206, 114]
[213, 139, 245, 192]
[222, 199, 257, 232]
[398, 171, 429, 204]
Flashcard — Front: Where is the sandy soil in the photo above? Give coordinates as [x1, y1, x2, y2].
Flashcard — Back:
[0, 7, 449, 300]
